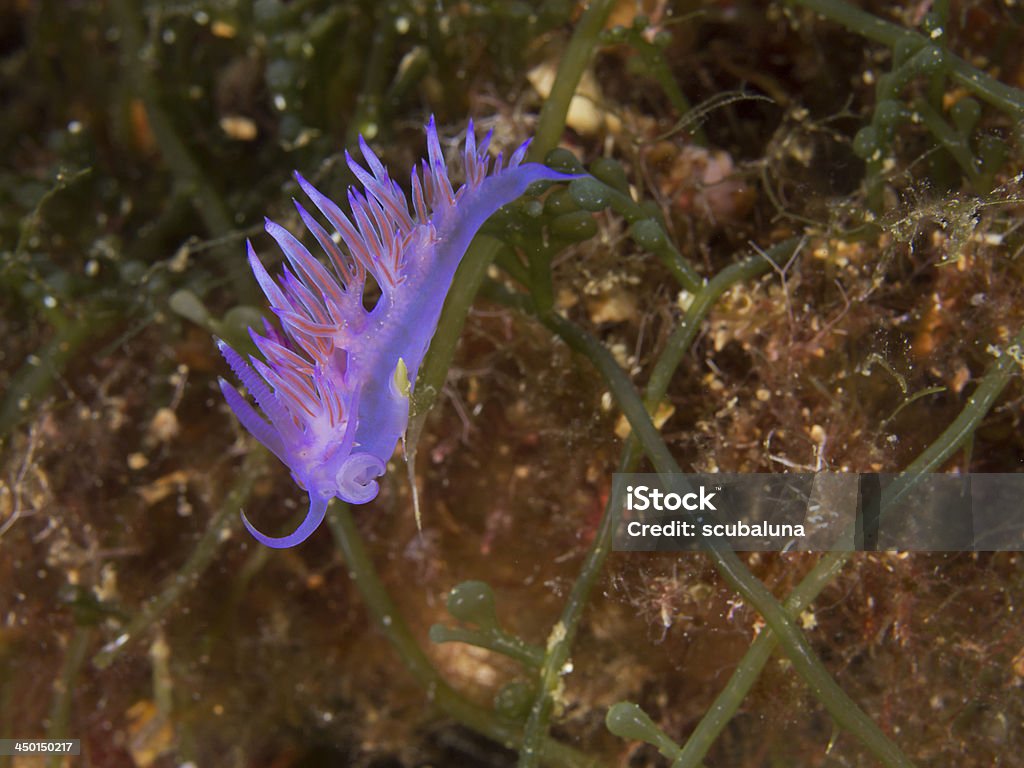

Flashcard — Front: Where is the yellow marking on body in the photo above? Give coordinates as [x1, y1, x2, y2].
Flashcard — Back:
[393, 357, 411, 398]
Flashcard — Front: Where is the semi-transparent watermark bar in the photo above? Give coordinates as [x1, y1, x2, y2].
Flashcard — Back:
[612, 474, 1024, 552]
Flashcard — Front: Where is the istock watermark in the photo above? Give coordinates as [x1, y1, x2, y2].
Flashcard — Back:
[624, 484, 718, 512]
[612, 473, 1024, 552]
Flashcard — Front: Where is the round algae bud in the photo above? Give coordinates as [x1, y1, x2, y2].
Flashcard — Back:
[523, 199, 544, 218]
[545, 148, 585, 175]
[605, 702, 664, 744]
[874, 99, 907, 129]
[543, 188, 579, 217]
[589, 157, 630, 194]
[494, 680, 535, 719]
[550, 211, 598, 241]
[853, 126, 880, 160]
[568, 177, 610, 212]
[447, 580, 497, 629]
[631, 219, 666, 251]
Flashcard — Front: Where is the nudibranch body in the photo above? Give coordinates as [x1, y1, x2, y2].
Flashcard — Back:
[218, 117, 577, 547]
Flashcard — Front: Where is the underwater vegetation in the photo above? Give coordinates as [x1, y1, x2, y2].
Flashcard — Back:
[1, 0, 1023, 767]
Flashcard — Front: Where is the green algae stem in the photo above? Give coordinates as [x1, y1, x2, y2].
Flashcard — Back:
[325, 503, 603, 768]
[429, 624, 545, 670]
[517, 237, 920, 768]
[571, 175, 703, 293]
[513, 242, 782, 768]
[538, 305, 915, 768]
[109, 0, 230, 236]
[46, 626, 94, 768]
[790, 0, 1024, 119]
[108, 0, 256, 302]
[409, 0, 618, 432]
[406, 235, 505, 530]
[671, 324, 1024, 767]
[92, 451, 263, 670]
[527, 0, 617, 163]
[409, 0, 620, 489]
[606, 702, 683, 761]
[345, 0, 401, 146]
[0, 314, 112, 438]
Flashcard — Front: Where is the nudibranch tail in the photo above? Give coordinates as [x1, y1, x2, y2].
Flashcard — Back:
[241, 494, 330, 549]
[218, 116, 581, 547]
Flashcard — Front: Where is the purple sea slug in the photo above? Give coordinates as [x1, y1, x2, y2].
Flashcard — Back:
[218, 117, 577, 548]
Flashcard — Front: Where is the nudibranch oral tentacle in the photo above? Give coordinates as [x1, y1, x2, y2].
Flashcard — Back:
[218, 116, 580, 547]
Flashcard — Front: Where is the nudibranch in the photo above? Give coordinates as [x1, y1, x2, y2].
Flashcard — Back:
[218, 117, 577, 547]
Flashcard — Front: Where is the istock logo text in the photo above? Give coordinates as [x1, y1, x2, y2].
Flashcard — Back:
[625, 485, 718, 512]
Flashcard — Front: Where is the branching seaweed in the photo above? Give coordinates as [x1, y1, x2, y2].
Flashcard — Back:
[787, 0, 1021, 209]
[5, 0, 1023, 766]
